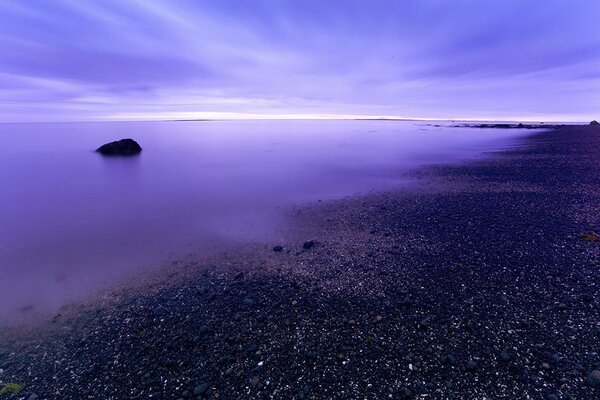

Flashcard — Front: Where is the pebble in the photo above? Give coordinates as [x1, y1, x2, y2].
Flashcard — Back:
[587, 370, 600, 387]
[303, 240, 316, 250]
[465, 359, 478, 372]
[193, 383, 209, 396]
[153, 305, 167, 317]
[444, 354, 457, 365]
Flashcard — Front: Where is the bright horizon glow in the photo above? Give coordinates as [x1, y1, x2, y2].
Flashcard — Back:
[104, 112, 590, 123]
[1, 1, 599, 123]
[13, 111, 589, 124]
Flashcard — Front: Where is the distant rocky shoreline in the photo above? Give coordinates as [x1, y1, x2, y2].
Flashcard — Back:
[1, 124, 600, 399]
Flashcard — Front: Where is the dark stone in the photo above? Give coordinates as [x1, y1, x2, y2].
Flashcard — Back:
[273, 245, 283, 252]
[465, 359, 478, 371]
[297, 385, 311, 399]
[579, 293, 594, 303]
[590, 120, 599, 126]
[518, 123, 525, 128]
[153, 305, 167, 317]
[193, 383, 209, 396]
[96, 138, 142, 156]
[443, 354, 456, 365]
[587, 370, 600, 387]
[303, 240, 316, 250]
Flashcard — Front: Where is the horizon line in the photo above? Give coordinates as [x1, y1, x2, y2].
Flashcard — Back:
[0, 112, 590, 125]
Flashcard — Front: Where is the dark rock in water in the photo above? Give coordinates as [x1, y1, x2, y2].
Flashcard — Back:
[273, 245, 283, 252]
[480, 123, 512, 129]
[590, 120, 599, 126]
[587, 370, 600, 387]
[96, 138, 142, 155]
[303, 240, 316, 250]
[518, 123, 525, 128]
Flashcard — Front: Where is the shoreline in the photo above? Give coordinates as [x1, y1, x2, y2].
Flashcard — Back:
[2, 125, 600, 399]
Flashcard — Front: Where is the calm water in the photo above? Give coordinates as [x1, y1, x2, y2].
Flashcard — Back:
[0, 120, 527, 324]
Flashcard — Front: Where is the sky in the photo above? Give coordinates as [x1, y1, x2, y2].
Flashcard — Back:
[0, 0, 599, 122]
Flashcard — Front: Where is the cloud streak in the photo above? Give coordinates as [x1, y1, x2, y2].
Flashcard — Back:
[0, 0, 599, 122]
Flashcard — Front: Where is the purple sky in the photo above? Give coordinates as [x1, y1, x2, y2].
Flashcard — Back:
[1, 0, 599, 122]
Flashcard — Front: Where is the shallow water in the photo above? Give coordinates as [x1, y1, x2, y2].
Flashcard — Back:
[0, 120, 527, 324]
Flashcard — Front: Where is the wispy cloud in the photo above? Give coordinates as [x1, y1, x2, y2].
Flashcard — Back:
[0, 0, 599, 122]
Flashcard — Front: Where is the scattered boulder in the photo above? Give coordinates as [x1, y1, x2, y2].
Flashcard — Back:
[590, 120, 599, 126]
[273, 245, 283, 252]
[96, 138, 142, 156]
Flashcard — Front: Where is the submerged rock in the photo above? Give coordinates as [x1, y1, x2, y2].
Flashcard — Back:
[96, 138, 142, 155]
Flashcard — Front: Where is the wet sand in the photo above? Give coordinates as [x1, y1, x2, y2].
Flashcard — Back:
[1, 124, 600, 399]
